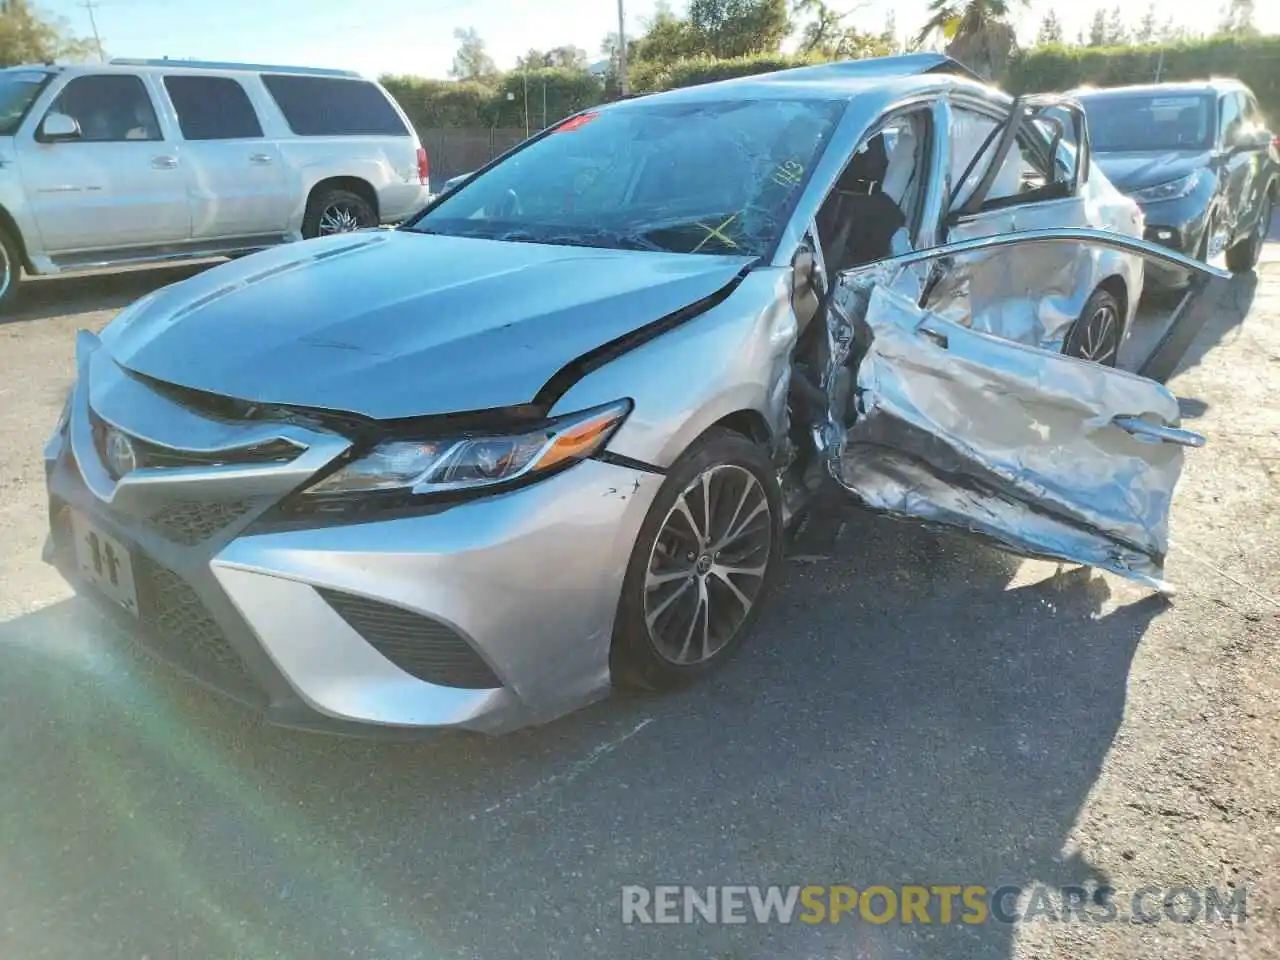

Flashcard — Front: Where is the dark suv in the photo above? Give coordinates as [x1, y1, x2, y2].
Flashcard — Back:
[1075, 80, 1277, 278]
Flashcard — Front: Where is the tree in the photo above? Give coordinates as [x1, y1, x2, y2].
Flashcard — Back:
[1105, 5, 1128, 45]
[792, 0, 886, 58]
[1087, 8, 1107, 46]
[516, 46, 587, 70]
[1134, 4, 1157, 44]
[687, 0, 792, 58]
[1218, 0, 1257, 36]
[914, 0, 1029, 79]
[0, 0, 98, 66]
[880, 10, 900, 53]
[632, 3, 700, 64]
[1036, 9, 1064, 45]
[449, 27, 497, 82]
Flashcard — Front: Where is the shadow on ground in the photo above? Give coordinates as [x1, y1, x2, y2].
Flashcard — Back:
[0, 507, 1166, 960]
[1, 263, 214, 326]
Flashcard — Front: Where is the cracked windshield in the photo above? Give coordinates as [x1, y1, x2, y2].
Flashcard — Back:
[1, 0, 1277, 958]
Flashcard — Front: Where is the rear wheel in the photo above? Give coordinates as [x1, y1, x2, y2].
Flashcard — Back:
[610, 428, 782, 692]
[1063, 286, 1122, 367]
[1225, 191, 1272, 274]
[302, 187, 378, 239]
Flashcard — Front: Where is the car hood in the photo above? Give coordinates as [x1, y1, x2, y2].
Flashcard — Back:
[105, 231, 753, 420]
[1092, 149, 1213, 193]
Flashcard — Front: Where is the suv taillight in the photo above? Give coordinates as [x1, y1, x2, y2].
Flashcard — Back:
[417, 146, 430, 186]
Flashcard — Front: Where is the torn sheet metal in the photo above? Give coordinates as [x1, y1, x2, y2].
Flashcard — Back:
[824, 281, 1198, 589]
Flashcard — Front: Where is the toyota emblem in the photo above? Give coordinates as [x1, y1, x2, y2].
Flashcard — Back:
[104, 427, 138, 478]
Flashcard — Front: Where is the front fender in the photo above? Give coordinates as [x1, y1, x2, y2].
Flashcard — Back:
[547, 268, 797, 469]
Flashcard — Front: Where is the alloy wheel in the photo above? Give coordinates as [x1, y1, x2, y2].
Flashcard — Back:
[318, 203, 366, 235]
[643, 464, 773, 666]
[1076, 300, 1120, 364]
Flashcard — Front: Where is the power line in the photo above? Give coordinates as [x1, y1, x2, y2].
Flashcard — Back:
[80, 0, 106, 62]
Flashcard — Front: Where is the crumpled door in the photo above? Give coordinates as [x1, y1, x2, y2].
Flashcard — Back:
[815, 228, 1228, 591]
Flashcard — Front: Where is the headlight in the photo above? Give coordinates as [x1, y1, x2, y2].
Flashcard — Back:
[301, 399, 632, 498]
[1129, 171, 1207, 203]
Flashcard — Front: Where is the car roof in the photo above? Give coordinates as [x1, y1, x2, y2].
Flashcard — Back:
[604, 52, 998, 109]
[6, 59, 363, 79]
[1072, 79, 1245, 98]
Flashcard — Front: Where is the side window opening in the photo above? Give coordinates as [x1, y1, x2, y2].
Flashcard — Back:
[948, 103, 1074, 217]
[260, 74, 409, 137]
[164, 75, 263, 141]
[816, 108, 931, 275]
[45, 74, 162, 143]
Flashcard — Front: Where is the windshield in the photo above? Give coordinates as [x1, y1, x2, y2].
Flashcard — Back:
[0, 69, 52, 136]
[1078, 92, 1215, 152]
[410, 98, 845, 257]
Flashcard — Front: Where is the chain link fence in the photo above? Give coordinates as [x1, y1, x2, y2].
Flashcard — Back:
[418, 128, 531, 186]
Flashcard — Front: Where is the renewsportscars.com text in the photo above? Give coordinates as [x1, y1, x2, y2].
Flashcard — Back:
[620, 884, 1247, 925]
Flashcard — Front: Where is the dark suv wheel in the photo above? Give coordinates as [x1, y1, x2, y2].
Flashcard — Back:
[1225, 190, 1273, 274]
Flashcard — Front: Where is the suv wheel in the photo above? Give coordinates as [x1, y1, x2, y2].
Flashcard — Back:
[1225, 192, 1273, 274]
[0, 227, 21, 314]
[610, 428, 782, 692]
[302, 188, 377, 239]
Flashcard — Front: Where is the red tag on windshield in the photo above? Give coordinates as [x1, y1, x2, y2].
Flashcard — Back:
[554, 112, 599, 133]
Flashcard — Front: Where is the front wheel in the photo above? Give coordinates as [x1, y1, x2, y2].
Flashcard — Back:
[302, 188, 378, 239]
[610, 428, 782, 692]
[1225, 192, 1272, 274]
[0, 227, 22, 314]
[1063, 286, 1123, 367]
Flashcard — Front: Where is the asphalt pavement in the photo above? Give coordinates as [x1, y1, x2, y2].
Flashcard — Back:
[0, 233, 1277, 960]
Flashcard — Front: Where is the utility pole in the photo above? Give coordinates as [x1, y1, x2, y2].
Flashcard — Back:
[616, 0, 628, 97]
[81, 0, 105, 62]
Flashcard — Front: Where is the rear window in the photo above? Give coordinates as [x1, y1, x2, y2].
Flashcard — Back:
[260, 74, 408, 137]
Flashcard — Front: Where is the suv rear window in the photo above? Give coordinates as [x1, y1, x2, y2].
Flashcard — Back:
[259, 74, 408, 137]
[164, 75, 263, 140]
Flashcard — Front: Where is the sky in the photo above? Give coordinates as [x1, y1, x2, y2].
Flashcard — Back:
[38, 0, 1280, 81]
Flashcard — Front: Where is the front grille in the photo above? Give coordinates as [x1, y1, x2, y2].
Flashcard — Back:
[317, 589, 502, 689]
[145, 499, 254, 545]
[135, 554, 250, 679]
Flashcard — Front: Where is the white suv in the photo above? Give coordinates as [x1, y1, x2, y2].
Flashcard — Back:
[0, 59, 432, 310]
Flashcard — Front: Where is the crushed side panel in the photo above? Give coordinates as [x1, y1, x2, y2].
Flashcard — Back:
[821, 280, 1188, 588]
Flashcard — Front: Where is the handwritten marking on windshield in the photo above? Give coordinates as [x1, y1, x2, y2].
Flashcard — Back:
[692, 213, 741, 253]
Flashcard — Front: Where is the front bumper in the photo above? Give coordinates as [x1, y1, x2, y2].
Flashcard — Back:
[44, 368, 662, 735]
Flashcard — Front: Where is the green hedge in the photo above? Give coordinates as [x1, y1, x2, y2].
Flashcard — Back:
[385, 34, 1280, 131]
[1006, 35, 1280, 119]
[629, 51, 824, 93]
[381, 68, 605, 131]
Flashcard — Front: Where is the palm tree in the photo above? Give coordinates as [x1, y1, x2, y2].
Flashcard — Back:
[914, 0, 1027, 79]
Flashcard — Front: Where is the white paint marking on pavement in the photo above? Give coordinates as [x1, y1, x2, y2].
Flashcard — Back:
[481, 717, 655, 817]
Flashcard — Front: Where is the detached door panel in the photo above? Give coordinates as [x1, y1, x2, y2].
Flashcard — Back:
[162, 75, 292, 239]
[821, 230, 1220, 589]
[20, 74, 190, 253]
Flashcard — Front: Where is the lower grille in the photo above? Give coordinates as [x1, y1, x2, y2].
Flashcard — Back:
[317, 589, 501, 689]
[146, 499, 254, 545]
[135, 554, 250, 679]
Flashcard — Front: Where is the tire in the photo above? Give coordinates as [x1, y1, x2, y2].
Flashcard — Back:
[610, 427, 783, 693]
[0, 226, 21, 315]
[1062, 286, 1122, 367]
[301, 187, 378, 240]
[1225, 191, 1272, 274]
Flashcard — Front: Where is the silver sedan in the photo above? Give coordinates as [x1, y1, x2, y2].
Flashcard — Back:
[43, 53, 1225, 735]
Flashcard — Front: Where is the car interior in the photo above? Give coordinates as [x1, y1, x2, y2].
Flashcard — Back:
[815, 111, 929, 276]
